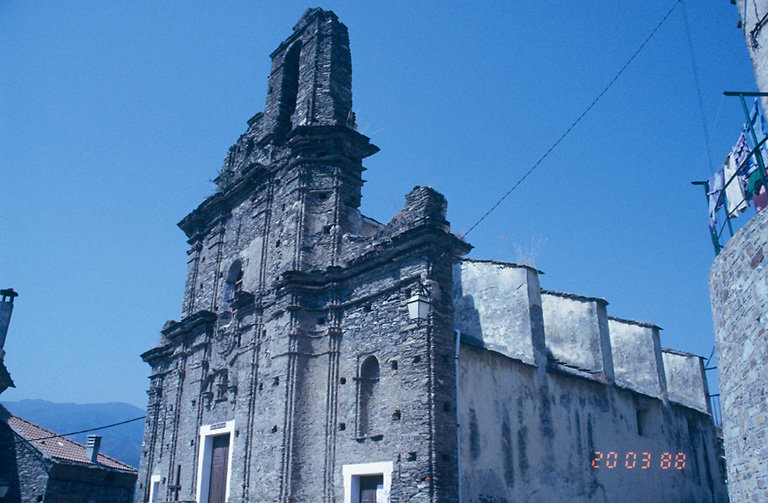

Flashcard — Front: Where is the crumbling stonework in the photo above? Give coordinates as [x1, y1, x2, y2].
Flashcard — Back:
[736, 0, 768, 113]
[137, 9, 726, 503]
[710, 206, 768, 503]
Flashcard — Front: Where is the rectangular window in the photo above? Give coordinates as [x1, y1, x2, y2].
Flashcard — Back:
[196, 420, 235, 503]
[148, 474, 161, 503]
[359, 474, 383, 503]
[342, 462, 393, 503]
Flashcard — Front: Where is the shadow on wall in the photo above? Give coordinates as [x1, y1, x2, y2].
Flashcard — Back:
[452, 275, 484, 347]
[0, 416, 22, 502]
[453, 263, 551, 363]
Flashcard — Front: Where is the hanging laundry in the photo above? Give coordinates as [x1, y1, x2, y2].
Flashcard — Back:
[747, 169, 766, 195]
[708, 169, 724, 228]
[750, 98, 760, 129]
[724, 153, 748, 217]
[761, 108, 768, 138]
[734, 131, 750, 170]
[754, 185, 768, 212]
[748, 160, 768, 212]
[742, 158, 758, 202]
[746, 157, 759, 176]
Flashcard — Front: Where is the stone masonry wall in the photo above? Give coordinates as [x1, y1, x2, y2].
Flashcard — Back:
[736, 0, 768, 113]
[710, 205, 768, 502]
[45, 465, 136, 503]
[0, 421, 50, 503]
[137, 186, 468, 503]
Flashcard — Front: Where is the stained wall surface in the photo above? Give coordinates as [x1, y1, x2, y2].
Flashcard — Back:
[453, 259, 543, 366]
[541, 291, 613, 381]
[710, 206, 768, 502]
[458, 346, 727, 503]
[607, 318, 666, 398]
[661, 349, 710, 414]
[454, 259, 727, 503]
[736, 0, 768, 113]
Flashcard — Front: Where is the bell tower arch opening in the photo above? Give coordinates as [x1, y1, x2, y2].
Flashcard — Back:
[276, 42, 301, 136]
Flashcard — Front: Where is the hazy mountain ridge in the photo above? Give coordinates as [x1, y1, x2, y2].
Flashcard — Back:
[2, 399, 145, 468]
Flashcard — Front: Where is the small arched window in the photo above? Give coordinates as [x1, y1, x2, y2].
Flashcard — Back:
[224, 260, 243, 302]
[358, 355, 380, 437]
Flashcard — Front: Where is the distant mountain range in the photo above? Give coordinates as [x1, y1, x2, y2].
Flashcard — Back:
[2, 399, 145, 468]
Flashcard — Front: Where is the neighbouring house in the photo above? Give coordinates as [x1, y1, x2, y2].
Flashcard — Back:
[0, 405, 137, 503]
[136, 9, 727, 503]
[0, 290, 137, 502]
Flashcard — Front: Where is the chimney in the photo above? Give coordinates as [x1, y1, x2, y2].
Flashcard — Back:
[0, 288, 19, 354]
[86, 435, 102, 463]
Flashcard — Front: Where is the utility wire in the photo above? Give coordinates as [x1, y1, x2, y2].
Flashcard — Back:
[707, 95, 725, 158]
[681, 0, 714, 172]
[461, 0, 682, 239]
[26, 415, 146, 442]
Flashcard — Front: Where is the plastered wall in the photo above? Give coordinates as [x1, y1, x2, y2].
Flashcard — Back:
[454, 258, 726, 502]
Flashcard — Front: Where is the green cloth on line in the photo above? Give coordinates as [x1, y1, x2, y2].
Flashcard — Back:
[748, 169, 766, 195]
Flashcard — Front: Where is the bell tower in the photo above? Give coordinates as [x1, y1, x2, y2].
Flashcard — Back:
[262, 8, 355, 139]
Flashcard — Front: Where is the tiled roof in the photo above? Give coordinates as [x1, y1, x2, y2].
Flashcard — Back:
[3, 410, 136, 472]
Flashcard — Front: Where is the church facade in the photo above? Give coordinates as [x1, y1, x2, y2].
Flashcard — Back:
[137, 9, 727, 503]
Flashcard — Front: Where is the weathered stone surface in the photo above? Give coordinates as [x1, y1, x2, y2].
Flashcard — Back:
[137, 8, 727, 503]
[456, 264, 726, 503]
[453, 260, 543, 366]
[736, 0, 768, 115]
[710, 205, 768, 503]
[662, 349, 710, 414]
[0, 419, 49, 503]
[607, 317, 666, 399]
[542, 290, 613, 382]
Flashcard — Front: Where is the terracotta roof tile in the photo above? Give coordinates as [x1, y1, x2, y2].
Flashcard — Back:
[4, 413, 137, 472]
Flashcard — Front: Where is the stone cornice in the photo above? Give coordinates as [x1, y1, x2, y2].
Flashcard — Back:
[141, 343, 173, 364]
[276, 223, 471, 295]
[162, 310, 216, 338]
[287, 125, 379, 159]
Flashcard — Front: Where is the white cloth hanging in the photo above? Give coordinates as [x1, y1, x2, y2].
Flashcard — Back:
[724, 153, 748, 218]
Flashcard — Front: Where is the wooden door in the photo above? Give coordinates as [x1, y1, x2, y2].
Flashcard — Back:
[208, 434, 230, 503]
[359, 475, 383, 503]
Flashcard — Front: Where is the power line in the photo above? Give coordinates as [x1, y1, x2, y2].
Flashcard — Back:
[460, 0, 682, 239]
[681, 0, 714, 172]
[27, 415, 146, 442]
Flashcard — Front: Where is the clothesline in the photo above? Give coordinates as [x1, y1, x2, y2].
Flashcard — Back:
[695, 96, 768, 255]
[713, 136, 768, 220]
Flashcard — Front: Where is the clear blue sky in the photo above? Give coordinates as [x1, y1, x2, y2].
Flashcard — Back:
[0, 1, 758, 408]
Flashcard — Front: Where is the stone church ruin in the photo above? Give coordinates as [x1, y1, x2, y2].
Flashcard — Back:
[137, 9, 727, 503]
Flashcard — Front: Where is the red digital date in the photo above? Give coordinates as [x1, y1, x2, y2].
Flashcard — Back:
[591, 451, 685, 470]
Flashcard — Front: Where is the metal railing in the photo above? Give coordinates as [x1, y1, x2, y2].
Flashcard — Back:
[694, 92, 768, 255]
[709, 394, 722, 428]
[704, 347, 723, 428]
[694, 138, 768, 254]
